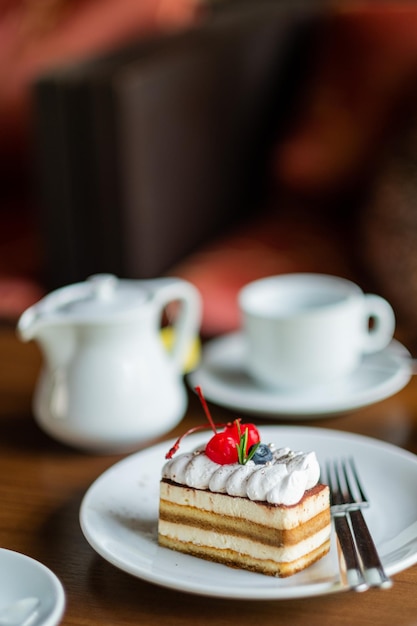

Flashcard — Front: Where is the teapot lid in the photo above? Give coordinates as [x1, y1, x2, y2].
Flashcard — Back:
[41, 274, 149, 320]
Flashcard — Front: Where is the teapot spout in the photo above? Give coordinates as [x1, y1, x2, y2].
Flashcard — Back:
[17, 303, 42, 343]
[17, 305, 75, 370]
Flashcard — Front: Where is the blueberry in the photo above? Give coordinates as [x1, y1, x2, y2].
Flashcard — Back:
[249, 443, 273, 465]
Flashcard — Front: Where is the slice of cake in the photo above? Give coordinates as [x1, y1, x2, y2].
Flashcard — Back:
[158, 388, 331, 578]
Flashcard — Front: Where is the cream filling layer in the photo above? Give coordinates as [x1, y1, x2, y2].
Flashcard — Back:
[160, 481, 329, 529]
[159, 521, 331, 563]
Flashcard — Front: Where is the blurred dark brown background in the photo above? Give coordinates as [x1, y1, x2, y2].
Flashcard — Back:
[2, 0, 417, 350]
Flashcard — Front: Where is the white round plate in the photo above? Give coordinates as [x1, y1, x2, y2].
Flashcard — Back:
[188, 333, 412, 417]
[80, 426, 417, 600]
[0, 549, 65, 626]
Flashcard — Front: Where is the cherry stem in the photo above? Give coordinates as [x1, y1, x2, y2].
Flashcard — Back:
[195, 386, 217, 434]
[165, 424, 210, 459]
[165, 421, 229, 459]
[164, 386, 241, 459]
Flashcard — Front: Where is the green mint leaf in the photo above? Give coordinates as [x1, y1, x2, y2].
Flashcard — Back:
[236, 442, 242, 464]
[237, 427, 250, 464]
[246, 441, 260, 463]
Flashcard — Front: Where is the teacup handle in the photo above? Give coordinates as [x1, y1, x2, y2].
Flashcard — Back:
[152, 278, 201, 373]
[362, 294, 395, 353]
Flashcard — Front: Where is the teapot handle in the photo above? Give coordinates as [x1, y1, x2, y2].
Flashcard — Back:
[151, 278, 202, 373]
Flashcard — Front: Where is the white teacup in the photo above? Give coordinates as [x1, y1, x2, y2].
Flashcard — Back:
[238, 273, 396, 389]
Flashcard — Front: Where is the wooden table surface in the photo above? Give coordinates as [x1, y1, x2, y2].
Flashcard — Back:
[1, 324, 417, 626]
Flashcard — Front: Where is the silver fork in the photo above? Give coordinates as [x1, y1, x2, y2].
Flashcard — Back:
[326, 458, 392, 590]
[322, 462, 368, 592]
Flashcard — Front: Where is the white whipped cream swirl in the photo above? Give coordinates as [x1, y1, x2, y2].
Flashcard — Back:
[162, 446, 320, 506]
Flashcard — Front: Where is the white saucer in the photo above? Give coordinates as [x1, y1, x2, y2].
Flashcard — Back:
[0, 549, 65, 626]
[188, 333, 412, 417]
[79, 426, 417, 600]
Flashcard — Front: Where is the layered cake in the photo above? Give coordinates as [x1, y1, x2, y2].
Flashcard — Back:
[158, 388, 331, 577]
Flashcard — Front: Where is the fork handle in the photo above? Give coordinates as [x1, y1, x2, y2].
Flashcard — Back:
[349, 509, 393, 589]
[333, 515, 368, 592]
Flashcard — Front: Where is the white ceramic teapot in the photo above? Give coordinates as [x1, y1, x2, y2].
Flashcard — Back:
[17, 274, 201, 452]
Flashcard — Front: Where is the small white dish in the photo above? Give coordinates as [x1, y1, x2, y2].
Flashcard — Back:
[188, 333, 412, 417]
[79, 426, 417, 600]
[0, 550, 65, 626]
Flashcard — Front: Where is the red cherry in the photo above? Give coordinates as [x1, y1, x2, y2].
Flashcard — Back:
[205, 420, 261, 465]
[206, 432, 239, 465]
